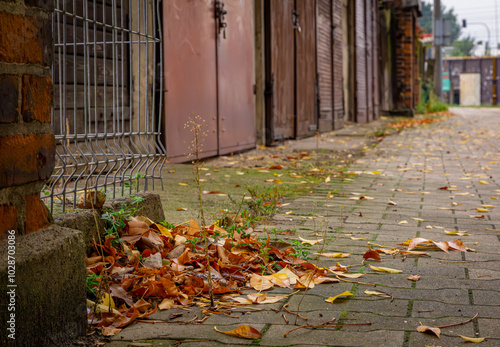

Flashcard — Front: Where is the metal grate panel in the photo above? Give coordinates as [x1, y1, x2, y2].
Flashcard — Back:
[44, 0, 165, 212]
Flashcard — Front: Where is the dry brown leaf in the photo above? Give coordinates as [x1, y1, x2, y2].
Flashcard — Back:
[416, 325, 441, 338]
[363, 249, 381, 261]
[249, 274, 274, 291]
[407, 274, 421, 281]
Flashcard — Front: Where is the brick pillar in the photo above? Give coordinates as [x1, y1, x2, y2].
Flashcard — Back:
[0, 0, 55, 238]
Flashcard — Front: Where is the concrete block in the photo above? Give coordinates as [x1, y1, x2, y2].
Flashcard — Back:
[0, 225, 86, 345]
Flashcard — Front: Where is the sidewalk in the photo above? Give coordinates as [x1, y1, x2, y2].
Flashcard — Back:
[108, 108, 500, 346]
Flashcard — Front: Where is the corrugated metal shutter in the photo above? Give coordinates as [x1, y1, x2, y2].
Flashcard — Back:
[332, 0, 344, 129]
[354, 0, 367, 123]
[317, 0, 333, 132]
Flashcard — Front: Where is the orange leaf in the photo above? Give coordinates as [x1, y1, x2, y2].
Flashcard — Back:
[363, 248, 381, 261]
[268, 165, 283, 170]
[407, 274, 421, 281]
[214, 324, 261, 339]
[448, 240, 466, 252]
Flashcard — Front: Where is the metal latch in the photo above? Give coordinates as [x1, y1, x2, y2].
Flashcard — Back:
[215, 1, 227, 39]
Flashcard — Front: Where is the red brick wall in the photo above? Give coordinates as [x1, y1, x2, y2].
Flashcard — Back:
[393, 6, 419, 110]
[0, 0, 54, 238]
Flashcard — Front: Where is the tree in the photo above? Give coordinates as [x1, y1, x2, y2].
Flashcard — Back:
[450, 35, 476, 56]
[418, 1, 461, 43]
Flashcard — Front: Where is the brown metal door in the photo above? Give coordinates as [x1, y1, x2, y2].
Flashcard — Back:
[163, 0, 218, 162]
[265, 0, 295, 144]
[354, 0, 367, 123]
[316, 0, 333, 133]
[365, 0, 373, 122]
[217, 0, 256, 155]
[372, 0, 380, 119]
[295, 0, 317, 137]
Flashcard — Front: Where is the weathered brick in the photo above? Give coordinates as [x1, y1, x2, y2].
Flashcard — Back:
[22, 75, 52, 123]
[0, 133, 55, 189]
[0, 11, 52, 66]
[0, 205, 17, 239]
[0, 74, 18, 124]
[24, 194, 51, 234]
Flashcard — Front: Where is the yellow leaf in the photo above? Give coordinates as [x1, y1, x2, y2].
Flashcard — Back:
[325, 291, 354, 303]
[479, 180, 490, 184]
[299, 236, 323, 245]
[398, 220, 408, 224]
[369, 265, 403, 274]
[236, 171, 245, 175]
[372, 171, 381, 175]
[491, 196, 498, 200]
[264, 273, 291, 288]
[459, 335, 488, 343]
[481, 205, 494, 208]
[176, 207, 188, 211]
[100, 292, 115, 309]
[412, 218, 425, 222]
[315, 252, 351, 258]
[178, 182, 188, 186]
[156, 223, 172, 237]
[325, 176, 331, 183]
[476, 208, 490, 213]
[275, 267, 300, 285]
[350, 237, 367, 240]
[86, 299, 120, 315]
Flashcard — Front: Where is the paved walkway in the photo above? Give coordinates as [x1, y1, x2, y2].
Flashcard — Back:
[109, 108, 500, 346]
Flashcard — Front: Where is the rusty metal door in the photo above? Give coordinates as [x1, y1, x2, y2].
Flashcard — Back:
[265, 0, 295, 144]
[217, 0, 256, 155]
[354, 0, 367, 123]
[163, 0, 218, 162]
[295, 0, 317, 137]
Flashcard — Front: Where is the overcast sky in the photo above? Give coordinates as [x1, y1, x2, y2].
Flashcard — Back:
[422, 0, 500, 55]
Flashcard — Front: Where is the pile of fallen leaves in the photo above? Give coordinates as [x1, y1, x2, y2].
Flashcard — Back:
[86, 217, 334, 336]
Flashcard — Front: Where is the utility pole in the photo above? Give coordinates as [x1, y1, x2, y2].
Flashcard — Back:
[433, 0, 442, 98]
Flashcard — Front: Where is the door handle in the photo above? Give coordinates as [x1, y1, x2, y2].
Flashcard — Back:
[215, 1, 227, 39]
[292, 9, 301, 33]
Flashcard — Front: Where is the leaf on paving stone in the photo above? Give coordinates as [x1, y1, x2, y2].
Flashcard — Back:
[333, 272, 365, 278]
[407, 237, 432, 251]
[491, 196, 498, 200]
[425, 225, 433, 229]
[369, 265, 403, 274]
[459, 335, 488, 343]
[268, 165, 283, 170]
[276, 267, 300, 285]
[299, 236, 323, 245]
[479, 180, 490, 185]
[178, 182, 188, 186]
[361, 196, 375, 200]
[313, 276, 340, 284]
[363, 249, 381, 261]
[176, 207, 188, 211]
[448, 240, 466, 252]
[325, 176, 331, 183]
[158, 298, 175, 311]
[364, 290, 391, 297]
[407, 274, 421, 281]
[388, 200, 398, 206]
[372, 171, 381, 175]
[376, 248, 400, 255]
[248, 293, 291, 304]
[350, 236, 367, 240]
[133, 298, 152, 313]
[236, 171, 245, 175]
[398, 220, 408, 224]
[325, 291, 354, 303]
[249, 274, 274, 291]
[400, 251, 430, 257]
[315, 252, 351, 258]
[412, 218, 425, 222]
[469, 214, 485, 219]
[295, 272, 315, 289]
[214, 324, 261, 339]
[417, 325, 441, 338]
[285, 210, 293, 215]
[202, 190, 221, 194]
[476, 208, 490, 213]
[101, 327, 122, 336]
[486, 228, 500, 231]
[264, 273, 291, 288]
[481, 204, 494, 208]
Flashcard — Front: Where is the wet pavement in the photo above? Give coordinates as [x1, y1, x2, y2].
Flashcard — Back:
[108, 108, 500, 346]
